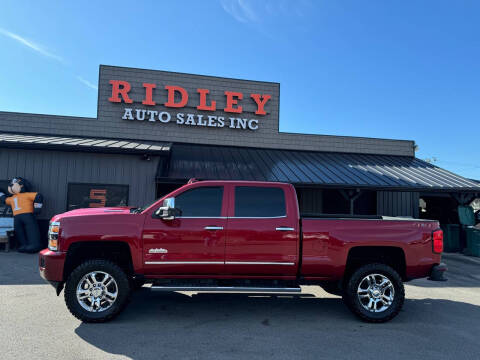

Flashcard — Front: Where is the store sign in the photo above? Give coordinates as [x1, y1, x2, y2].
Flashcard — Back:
[107, 80, 272, 131]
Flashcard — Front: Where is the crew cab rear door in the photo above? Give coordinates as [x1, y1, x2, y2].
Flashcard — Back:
[224, 184, 299, 276]
[142, 185, 227, 275]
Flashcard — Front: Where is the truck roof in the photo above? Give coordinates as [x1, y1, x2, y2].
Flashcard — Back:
[185, 179, 292, 186]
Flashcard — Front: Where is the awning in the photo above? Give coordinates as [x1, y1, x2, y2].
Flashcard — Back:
[0, 132, 171, 155]
[159, 143, 480, 192]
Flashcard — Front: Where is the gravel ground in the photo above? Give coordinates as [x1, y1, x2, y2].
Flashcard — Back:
[0, 252, 479, 360]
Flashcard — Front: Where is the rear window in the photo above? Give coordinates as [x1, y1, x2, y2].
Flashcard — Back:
[235, 186, 286, 217]
[175, 186, 223, 217]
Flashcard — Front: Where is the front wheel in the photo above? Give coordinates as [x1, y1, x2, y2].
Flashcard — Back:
[343, 263, 405, 323]
[64, 259, 131, 323]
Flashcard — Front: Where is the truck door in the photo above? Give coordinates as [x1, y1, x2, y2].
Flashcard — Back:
[225, 185, 299, 276]
[142, 185, 227, 275]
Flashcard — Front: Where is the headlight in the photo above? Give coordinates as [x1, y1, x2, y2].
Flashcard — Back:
[48, 221, 60, 251]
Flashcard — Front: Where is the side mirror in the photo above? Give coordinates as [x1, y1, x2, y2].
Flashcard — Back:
[154, 197, 181, 220]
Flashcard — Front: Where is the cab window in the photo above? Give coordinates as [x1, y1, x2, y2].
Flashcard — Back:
[234, 186, 286, 217]
[175, 186, 223, 217]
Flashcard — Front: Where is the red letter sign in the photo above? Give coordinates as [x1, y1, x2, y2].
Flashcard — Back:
[250, 94, 271, 115]
[197, 89, 216, 111]
[142, 83, 156, 106]
[108, 80, 133, 104]
[164, 85, 188, 108]
[224, 91, 243, 113]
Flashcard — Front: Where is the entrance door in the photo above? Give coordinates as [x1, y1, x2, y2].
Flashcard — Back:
[225, 185, 299, 276]
[143, 185, 227, 275]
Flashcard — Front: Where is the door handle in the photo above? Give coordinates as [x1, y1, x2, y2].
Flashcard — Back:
[204, 226, 224, 230]
[276, 227, 295, 231]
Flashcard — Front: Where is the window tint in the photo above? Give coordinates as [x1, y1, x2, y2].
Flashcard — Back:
[235, 186, 286, 217]
[175, 187, 223, 217]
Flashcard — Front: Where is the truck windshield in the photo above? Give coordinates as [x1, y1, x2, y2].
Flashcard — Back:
[130, 199, 160, 214]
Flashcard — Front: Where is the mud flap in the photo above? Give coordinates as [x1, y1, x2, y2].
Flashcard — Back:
[428, 263, 448, 281]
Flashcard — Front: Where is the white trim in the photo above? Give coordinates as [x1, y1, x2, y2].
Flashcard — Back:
[175, 216, 287, 219]
[226, 261, 295, 266]
[230, 215, 287, 219]
[145, 261, 224, 265]
[144, 261, 295, 266]
[177, 216, 227, 219]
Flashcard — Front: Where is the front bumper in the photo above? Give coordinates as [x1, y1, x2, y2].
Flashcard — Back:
[428, 262, 448, 281]
[39, 248, 66, 283]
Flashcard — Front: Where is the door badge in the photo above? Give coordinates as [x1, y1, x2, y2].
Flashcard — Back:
[149, 248, 168, 254]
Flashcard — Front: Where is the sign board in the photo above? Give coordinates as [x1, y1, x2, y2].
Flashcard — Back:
[97, 65, 280, 135]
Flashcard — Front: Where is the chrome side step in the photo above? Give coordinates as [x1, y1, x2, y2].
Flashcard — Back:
[150, 286, 302, 293]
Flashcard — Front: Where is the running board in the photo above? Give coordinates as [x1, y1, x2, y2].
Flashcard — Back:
[150, 286, 302, 293]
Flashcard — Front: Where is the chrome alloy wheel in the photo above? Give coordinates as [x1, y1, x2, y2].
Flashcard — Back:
[76, 271, 118, 312]
[357, 273, 395, 313]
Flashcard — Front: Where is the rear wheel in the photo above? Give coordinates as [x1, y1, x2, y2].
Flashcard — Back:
[64, 259, 131, 323]
[343, 263, 404, 323]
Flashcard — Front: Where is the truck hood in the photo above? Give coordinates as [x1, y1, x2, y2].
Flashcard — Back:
[51, 207, 132, 221]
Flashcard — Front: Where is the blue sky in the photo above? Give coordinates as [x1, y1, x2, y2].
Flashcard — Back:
[0, 0, 478, 179]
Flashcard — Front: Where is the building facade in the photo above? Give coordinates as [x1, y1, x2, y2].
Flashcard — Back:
[0, 65, 478, 238]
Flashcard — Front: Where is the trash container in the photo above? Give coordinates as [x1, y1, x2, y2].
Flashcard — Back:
[458, 206, 475, 226]
[465, 227, 480, 257]
[441, 224, 461, 252]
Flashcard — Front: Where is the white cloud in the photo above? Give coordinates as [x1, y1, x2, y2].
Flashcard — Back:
[76, 76, 98, 91]
[220, 0, 311, 24]
[220, 0, 258, 23]
[0, 27, 63, 62]
[0, 27, 99, 94]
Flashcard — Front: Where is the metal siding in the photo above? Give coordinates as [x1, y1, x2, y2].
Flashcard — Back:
[0, 148, 158, 220]
[297, 188, 323, 213]
[164, 144, 480, 191]
[0, 132, 170, 155]
[377, 191, 420, 217]
[412, 192, 420, 218]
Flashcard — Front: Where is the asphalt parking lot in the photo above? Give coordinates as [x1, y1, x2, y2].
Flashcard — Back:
[1, 252, 479, 360]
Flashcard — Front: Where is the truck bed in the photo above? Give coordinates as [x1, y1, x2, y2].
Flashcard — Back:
[300, 216, 441, 280]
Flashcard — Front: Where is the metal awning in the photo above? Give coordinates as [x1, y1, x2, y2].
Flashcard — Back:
[159, 143, 480, 192]
[0, 132, 171, 155]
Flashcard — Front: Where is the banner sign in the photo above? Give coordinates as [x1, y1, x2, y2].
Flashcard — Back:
[98, 66, 280, 133]
[108, 81, 271, 131]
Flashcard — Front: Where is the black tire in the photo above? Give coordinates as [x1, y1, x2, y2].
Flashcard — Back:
[343, 263, 405, 323]
[64, 259, 131, 323]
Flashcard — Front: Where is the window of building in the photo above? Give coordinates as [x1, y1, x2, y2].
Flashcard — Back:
[235, 186, 286, 217]
[67, 183, 129, 211]
[174, 186, 223, 217]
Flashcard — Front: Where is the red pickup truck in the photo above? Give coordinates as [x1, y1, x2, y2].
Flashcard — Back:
[39, 180, 446, 323]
